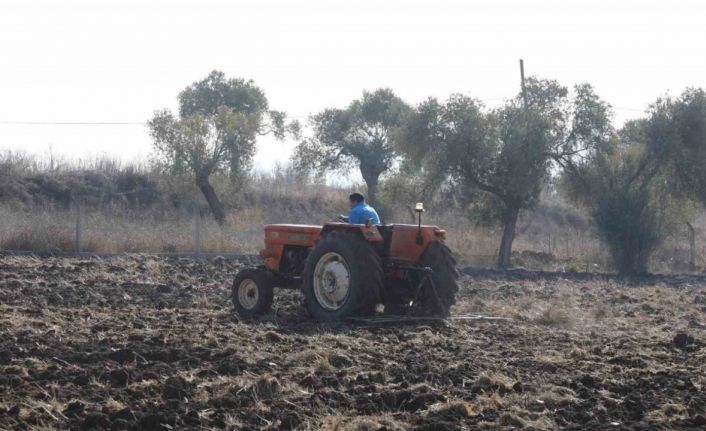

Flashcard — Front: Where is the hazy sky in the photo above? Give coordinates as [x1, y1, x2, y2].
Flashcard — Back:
[1, 0, 705, 172]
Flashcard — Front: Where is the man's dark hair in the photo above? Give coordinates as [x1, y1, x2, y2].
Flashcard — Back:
[349, 192, 365, 203]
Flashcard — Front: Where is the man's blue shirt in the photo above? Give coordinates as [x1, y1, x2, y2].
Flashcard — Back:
[348, 201, 381, 225]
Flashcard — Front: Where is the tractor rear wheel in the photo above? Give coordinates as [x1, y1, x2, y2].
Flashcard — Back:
[416, 242, 459, 316]
[303, 230, 383, 321]
[232, 268, 274, 317]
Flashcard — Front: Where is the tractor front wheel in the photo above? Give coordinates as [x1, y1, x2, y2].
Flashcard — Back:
[232, 268, 274, 317]
[303, 231, 383, 321]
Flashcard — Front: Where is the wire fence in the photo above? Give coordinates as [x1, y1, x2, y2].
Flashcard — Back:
[0, 202, 263, 261]
[1, 202, 702, 273]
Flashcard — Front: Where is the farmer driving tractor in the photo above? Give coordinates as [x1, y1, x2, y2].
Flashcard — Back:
[338, 192, 380, 225]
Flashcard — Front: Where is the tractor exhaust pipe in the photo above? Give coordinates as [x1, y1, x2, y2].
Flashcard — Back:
[415, 202, 425, 245]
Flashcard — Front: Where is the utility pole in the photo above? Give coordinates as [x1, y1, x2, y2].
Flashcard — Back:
[519, 58, 528, 108]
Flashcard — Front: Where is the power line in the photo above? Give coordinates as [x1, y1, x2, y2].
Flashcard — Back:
[0, 118, 314, 125]
[0, 121, 146, 126]
[613, 106, 649, 113]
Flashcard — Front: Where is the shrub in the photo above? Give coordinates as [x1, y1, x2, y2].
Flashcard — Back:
[560, 118, 672, 275]
[593, 187, 663, 275]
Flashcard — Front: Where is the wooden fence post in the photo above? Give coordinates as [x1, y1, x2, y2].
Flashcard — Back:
[194, 210, 201, 259]
[75, 202, 82, 254]
[687, 222, 696, 271]
[547, 231, 552, 255]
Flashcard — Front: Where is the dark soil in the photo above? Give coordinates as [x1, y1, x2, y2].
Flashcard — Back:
[1, 255, 705, 430]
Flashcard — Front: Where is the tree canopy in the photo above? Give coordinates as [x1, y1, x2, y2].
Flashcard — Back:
[398, 79, 612, 268]
[398, 94, 551, 267]
[149, 70, 297, 224]
[294, 88, 410, 205]
[645, 89, 706, 206]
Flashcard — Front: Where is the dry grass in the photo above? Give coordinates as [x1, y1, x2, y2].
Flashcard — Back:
[104, 398, 127, 411]
[534, 304, 572, 327]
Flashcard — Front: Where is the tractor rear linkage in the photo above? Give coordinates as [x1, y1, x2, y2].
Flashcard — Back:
[388, 263, 444, 315]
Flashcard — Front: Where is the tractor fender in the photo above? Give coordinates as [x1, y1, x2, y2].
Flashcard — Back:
[319, 222, 384, 242]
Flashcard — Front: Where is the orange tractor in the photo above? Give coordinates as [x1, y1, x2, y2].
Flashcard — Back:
[232, 204, 459, 321]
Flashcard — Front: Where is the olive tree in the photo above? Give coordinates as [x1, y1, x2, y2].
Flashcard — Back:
[149, 71, 297, 224]
[642, 88, 706, 270]
[399, 79, 611, 268]
[293, 88, 410, 206]
[399, 95, 552, 268]
[649, 88, 706, 205]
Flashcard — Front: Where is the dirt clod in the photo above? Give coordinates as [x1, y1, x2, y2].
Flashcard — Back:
[329, 352, 353, 368]
[254, 374, 281, 399]
[63, 400, 86, 418]
[81, 413, 109, 430]
[692, 414, 706, 426]
[138, 412, 174, 431]
[673, 332, 695, 349]
[264, 330, 283, 342]
[108, 349, 136, 364]
[109, 368, 130, 385]
[499, 412, 526, 427]
[162, 376, 189, 400]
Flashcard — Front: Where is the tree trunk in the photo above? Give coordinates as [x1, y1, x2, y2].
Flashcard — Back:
[497, 205, 520, 269]
[406, 205, 416, 223]
[196, 174, 226, 225]
[360, 169, 380, 207]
